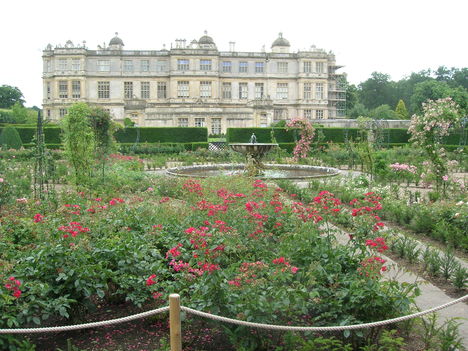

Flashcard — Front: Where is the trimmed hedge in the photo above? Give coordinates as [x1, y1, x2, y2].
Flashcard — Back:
[118, 142, 208, 154]
[226, 128, 300, 143]
[0, 126, 209, 145]
[114, 127, 208, 143]
[227, 127, 467, 146]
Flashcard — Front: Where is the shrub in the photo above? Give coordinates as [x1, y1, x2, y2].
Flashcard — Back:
[0, 126, 22, 149]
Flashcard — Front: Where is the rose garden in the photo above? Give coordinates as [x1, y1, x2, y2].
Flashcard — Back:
[0, 98, 467, 350]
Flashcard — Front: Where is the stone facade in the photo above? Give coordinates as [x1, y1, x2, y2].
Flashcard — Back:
[42, 33, 346, 134]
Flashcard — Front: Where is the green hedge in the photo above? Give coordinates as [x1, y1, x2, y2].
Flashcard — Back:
[226, 128, 300, 143]
[227, 127, 467, 146]
[114, 127, 208, 143]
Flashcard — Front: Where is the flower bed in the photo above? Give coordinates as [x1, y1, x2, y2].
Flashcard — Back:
[0, 175, 417, 349]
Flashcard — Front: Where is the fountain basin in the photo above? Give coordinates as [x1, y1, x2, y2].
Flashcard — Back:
[229, 143, 278, 158]
[166, 163, 340, 180]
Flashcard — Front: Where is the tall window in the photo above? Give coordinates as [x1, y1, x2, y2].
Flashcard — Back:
[200, 81, 212, 98]
[178, 118, 188, 127]
[276, 83, 288, 99]
[303, 83, 312, 100]
[45, 60, 51, 72]
[97, 60, 111, 72]
[177, 59, 189, 71]
[157, 82, 167, 99]
[141, 60, 150, 72]
[156, 60, 167, 72]
[98, 81, 110, 99]
[303, 61, 312, 73]
[58, 81, 68, 98]
[222, 82, 231, 99]
[277, 62, 288, 73]
[222, 61, 232, 72]
[316, 62, 324, 73]
[46, 82, 51, 99]
[304, 109, 312, 119]
[195, 118, 205, 127]
[58, 59, 68, 70]
[316, 110, 324, 119]
[46, 109, 51, 118]
[71, 81, 81, 98]
[273, 109, 284, 121]
[141, 82, 150, 99]
[239, 82, 248, 99]
[59, 108, 68, 117]
[239, 61, 248, 73]
[123, 60, 134, 72]
[177, 81, 189, 97]
[72, 59, 81, 71]
[124, 82, 133, 98]
[200, 60, 212, 71]
[315, 83, 324, 99]
[255, 83, 264, 99]
[211, 118, 221, 135]
[255, 62, 264, 73]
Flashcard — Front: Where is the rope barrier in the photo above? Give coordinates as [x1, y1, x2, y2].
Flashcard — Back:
[0, 294, 466, 334]
[181, 294, 468, 331]
[0, 306, 169, 334]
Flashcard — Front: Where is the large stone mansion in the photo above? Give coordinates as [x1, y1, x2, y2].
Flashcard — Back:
[42, 32, 346, 134]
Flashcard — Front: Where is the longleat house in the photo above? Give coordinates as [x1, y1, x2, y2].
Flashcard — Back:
[42, 32, 346, 133]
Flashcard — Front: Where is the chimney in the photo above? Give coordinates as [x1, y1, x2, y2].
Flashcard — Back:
[229, 41, 235, 52]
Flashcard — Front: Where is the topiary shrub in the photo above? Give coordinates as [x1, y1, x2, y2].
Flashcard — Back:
[0, 126, 22, 149]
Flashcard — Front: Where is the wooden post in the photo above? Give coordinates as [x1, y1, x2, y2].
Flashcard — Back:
[169, 293, 182, 351]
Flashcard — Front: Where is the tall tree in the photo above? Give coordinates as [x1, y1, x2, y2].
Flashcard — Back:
[410, 80, 468, 115]
[395, 100, 409, 119]
[0, 85, 25, 108]
[358, 72, 397, 110]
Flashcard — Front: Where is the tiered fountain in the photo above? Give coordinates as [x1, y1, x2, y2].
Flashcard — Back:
[166, 133, 340, 179]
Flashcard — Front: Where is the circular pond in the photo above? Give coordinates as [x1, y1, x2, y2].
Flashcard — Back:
[166, 164, 340, 180]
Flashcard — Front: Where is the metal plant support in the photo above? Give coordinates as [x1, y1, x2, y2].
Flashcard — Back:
[33, 111, 55, 201]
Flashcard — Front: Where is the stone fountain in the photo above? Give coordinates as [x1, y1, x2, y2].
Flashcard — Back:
[229, 133, 278, 176]
[165, 133, 340, 179]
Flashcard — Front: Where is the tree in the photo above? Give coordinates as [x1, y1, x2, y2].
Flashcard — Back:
[0, 85, 25, 108]
[346, 83, 358, 111]
[358, 72, 397, 110]
[11, 102, 29, 123]
[61, 103, 95, 185]
[348, 103, 369, 119]
[410, 80, 468, 115]
[0, 126, 23, 149]
[369, 104, 397, 120]
[395, 100, 409, 119]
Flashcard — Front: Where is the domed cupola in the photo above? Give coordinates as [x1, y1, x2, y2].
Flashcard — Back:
[198, 31, 216, 49]
[271, 32, 290, 53]
[109, 32, 124, 49]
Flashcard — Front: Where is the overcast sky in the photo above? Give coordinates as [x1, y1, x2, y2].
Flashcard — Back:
[1, 0, 466, 107]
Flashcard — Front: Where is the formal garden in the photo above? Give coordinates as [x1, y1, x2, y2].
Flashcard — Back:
[0, 99, 467, 351]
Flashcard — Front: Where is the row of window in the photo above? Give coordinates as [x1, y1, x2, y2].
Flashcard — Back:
[96, 81, 325, 100]
[53, 108, 323, 123]
[89, 60, 326, 74]
[47, 58, 326, 74]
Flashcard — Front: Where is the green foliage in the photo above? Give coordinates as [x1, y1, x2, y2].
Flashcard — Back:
[0, 126, 23, 149]
[61, 103, 95, 185]
[348, 103, 369, 119]
[0, 85, 25, 108]
[358, 72, 397, 110]
[11, 102, 29, 124]
[123, 117, 135, 127]
[114, 127, 208, 143]
[369, 104, 397, 120]
[395, 100, 409, 119]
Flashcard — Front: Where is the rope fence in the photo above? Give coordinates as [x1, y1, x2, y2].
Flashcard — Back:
[1, 293, 467, 351]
